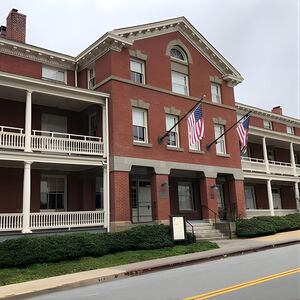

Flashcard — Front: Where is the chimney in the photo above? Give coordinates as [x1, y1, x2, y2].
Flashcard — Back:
[4, 9, 26, 43]
[272, 106, 283, 115]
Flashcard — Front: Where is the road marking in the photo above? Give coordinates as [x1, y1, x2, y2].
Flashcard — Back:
[183, 267, 300, 300]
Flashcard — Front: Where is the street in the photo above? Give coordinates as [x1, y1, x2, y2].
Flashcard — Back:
[29, 244, 300, 300]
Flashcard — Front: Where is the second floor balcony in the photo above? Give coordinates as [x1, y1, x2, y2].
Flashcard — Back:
[0, 126, 104, 156]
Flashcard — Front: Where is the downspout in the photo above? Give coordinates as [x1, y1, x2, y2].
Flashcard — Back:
[74, 63, 78, 87]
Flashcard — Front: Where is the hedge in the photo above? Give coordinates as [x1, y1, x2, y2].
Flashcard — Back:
[236, 213, 300, 238]
[0, 225, 194, 268]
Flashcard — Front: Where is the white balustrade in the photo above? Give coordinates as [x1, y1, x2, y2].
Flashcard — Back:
[241, 157, 266, 173]
[31, 130, 104, 156]
[247, 209, 298, 218]
[274, 209, 298, 216]
[0, 126, 25, 150]
[268, 160, 294, 175]
[30, 210, 105, 229]
[0, 213, 23, 231]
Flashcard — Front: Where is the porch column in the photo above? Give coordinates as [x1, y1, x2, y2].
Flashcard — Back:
[228, 179, 246, 218]
[290, 142, 297, 176]
[267, 179, 274, 216]
[200, 177, 218, 221]
[103, 165, 110, 230]
[22, 161, 32, 233]
[294, 182, 300, 211]
[24, 90, 32, 152]
[262, 137, 269, 173]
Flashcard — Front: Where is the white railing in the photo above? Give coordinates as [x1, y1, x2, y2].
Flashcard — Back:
[241, 157, 266, 173]
[31, 130, 104, 156]
[0, 126, 25, 150]
[0, 213, 23, 231]
[246, 209, 271, 218]
[274, 209, 298, 216]
[30, 210, 105, 229]
[268, 160, 294, 175]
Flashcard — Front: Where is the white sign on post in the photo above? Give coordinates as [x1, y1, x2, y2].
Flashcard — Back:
[170, 216, 186, 241]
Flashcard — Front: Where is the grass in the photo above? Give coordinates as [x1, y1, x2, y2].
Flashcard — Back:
[0, 241, 218, 286]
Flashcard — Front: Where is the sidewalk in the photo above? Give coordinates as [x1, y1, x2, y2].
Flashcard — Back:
[1, 230, 300, 299]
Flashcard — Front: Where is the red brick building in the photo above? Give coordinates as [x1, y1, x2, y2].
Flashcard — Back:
[0, 9, 299, 235]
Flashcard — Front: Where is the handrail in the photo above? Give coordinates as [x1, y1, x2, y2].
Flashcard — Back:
[0, 126, 24, 133]
[185, 220, 196, 243]
[201, 205, 217, 227]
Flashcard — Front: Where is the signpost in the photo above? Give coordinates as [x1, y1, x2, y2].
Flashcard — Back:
[170, 215, 187, 242]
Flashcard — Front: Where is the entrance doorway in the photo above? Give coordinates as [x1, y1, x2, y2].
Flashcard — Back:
[131, 179, 152, 223]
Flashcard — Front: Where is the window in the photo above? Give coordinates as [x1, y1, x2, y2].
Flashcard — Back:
[88, 67, 96, 89]
[170, 47, 187, 62]
[216, 184, 225, 208]
[214, 124, 226, 154]
[42, 65, 66, 83]
[211, 83, 222, 104]
[40, 176, 65, 210]
[166, 114, 179, 147]
[130, 59, 145, 84]
[189, 140, 201, 151]
[244, 186, 256, 209]
[96, 177, 103, 209]
[178, 182, 194, 211]
[272, 188, 282, 209]
[287, 126, 295, 135]
[171, 71, 189, 95]
[263, 120, 273, 130]
[132, 108, 148, 142]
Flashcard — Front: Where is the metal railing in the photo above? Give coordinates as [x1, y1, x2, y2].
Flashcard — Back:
[185, 220, 196, 242]
[31, 130, 104, 156]
[202, 205, 217, 227]
[0, 126, 25, 150]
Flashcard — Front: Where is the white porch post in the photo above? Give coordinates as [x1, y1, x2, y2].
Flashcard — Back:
[22, 161, 32, 233]
[290, 142, 297, 176]
[262, 137, 269, 173]
[24, 90, 32, 152]
[294, 182, 300, 211]
[102, 97, 110, 231]
[267, 179, 274, 216]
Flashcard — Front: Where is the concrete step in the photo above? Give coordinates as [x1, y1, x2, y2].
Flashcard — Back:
[187, 221, 230, 240]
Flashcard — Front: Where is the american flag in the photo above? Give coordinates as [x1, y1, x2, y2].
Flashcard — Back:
[236, 116, 250, 153]
[187, 103, 204, 146]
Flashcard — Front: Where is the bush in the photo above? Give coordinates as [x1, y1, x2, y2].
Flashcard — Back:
[236, 213, 300, 238]
[0, 225, 185, 268]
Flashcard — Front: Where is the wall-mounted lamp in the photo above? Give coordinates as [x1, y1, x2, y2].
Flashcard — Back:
[210, 184, 219, 191]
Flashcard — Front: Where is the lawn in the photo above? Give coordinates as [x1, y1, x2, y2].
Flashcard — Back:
[0, 241, 217, 286]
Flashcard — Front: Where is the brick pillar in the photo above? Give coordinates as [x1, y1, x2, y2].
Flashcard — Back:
[200, 177, 218, 221]
[110, 171, 131, 231]
[151, 174, 170, 224]
[229, 179, 246, 218]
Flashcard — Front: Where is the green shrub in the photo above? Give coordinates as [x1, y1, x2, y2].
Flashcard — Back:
[0, 225, 180, 268]
[236, 213, 300, 238]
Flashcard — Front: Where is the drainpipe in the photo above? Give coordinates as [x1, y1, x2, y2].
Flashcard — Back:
[74, 64, 78, 87]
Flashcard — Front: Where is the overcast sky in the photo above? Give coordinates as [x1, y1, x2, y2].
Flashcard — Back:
[1, 0, 299, 118]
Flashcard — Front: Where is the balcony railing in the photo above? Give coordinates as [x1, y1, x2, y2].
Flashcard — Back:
[31, 130, 103, 156]
[0, 126, 25, 150]
[242, 157, 295, 176]
[0, 211, 105, 232]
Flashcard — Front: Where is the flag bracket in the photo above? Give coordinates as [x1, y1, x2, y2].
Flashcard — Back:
[157, 95, 206, 145]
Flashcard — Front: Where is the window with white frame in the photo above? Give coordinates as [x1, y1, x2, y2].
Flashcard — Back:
[244, 186, 256, 209]
[189, 140, 201, 151]
[42, 65, 66, 83]
[214, 124, 226, 154]
[130, 59, 145, 84]
[132, 108, 148, 143]
[171, 71, 189, 95]
[287, 126, 295, 135]
[166, 114, 179, 147]
[263, 120, 273, 130]
[88, 67, 96, 89]
[170, 46, 187, 62]
[178, 182, 194, 211]
[211, 83, 222, 104]
[40, 176, 66, 210]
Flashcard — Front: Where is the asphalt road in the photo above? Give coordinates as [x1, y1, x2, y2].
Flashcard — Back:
[29, 244, 300, 300]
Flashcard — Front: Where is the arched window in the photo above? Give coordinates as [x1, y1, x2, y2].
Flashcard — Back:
[170, 46, 187, 62]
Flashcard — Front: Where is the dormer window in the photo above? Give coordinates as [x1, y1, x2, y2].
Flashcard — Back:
[170, 47, 187, 62]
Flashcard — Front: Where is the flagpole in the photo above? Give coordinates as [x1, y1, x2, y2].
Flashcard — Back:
[206, 111, 252, 150]
[157, 95, 206, 144]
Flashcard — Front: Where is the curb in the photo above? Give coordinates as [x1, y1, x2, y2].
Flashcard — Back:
[3, 239, 300, 299]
